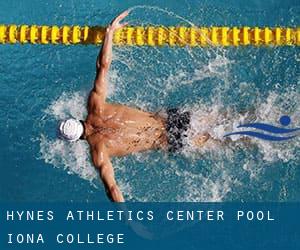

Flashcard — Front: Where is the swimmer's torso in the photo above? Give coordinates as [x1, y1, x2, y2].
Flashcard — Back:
[85, 92, 167, 156]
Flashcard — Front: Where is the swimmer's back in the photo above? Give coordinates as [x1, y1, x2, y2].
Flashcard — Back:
[86, 102, 168, 157]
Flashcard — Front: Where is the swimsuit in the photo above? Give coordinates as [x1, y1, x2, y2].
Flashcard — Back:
[166, 108, 191, 153]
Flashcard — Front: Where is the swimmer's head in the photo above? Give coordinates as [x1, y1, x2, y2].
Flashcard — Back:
[57, 118, 84, 142]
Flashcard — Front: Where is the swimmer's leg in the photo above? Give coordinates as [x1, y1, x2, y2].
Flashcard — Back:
[192, 133, 254, 148]
[189, 114, 217, 147]
[191, 106, 259, 148]
[192, 132, 211, 147]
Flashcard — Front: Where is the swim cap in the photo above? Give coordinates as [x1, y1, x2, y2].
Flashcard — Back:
[58, 118, 84, 142]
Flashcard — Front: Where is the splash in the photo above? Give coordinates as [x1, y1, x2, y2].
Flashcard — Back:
[39, 92, 98, 185]
[39, 134, 97, 184]
[45, 92, 87, 120]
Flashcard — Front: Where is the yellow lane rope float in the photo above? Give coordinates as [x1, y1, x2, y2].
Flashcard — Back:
[0, 24, 299, 46]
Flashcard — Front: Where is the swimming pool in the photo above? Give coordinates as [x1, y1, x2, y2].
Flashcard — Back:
[0, 0, 299, 202]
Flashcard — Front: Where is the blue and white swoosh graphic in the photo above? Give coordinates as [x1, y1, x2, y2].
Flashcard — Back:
[224, 116, 299, 142]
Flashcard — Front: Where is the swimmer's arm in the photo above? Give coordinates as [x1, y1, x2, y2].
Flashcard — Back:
[94, 11, 129, 99]
[93, 29, 112, 99]
[92, 144, 125, 202]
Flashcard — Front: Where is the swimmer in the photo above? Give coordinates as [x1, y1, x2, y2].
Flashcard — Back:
[58, 11, 211, 202]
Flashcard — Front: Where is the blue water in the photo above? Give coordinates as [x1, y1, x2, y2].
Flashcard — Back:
[0, 0, 299, 202]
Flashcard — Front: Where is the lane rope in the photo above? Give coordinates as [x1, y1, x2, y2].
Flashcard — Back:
[0, 25, 299, 46]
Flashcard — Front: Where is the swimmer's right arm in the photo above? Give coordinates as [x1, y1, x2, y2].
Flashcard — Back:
[93, 11, 129, 100]
[92, 144, 125, 202]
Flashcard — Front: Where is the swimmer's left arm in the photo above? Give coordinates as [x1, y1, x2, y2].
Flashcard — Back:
[92, 143, 125, 202]
[94, 11, 129, 100]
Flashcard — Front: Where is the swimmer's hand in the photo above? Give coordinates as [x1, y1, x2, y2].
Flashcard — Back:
[107, 10, 129, 33]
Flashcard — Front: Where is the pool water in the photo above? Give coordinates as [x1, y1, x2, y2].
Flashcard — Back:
[0, 0, 299, 202]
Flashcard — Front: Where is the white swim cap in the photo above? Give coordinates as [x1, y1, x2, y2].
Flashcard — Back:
[58, 118, 84, 142]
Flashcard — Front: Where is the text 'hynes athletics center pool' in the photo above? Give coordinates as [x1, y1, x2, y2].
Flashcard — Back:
[0, 0, 299, 202]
